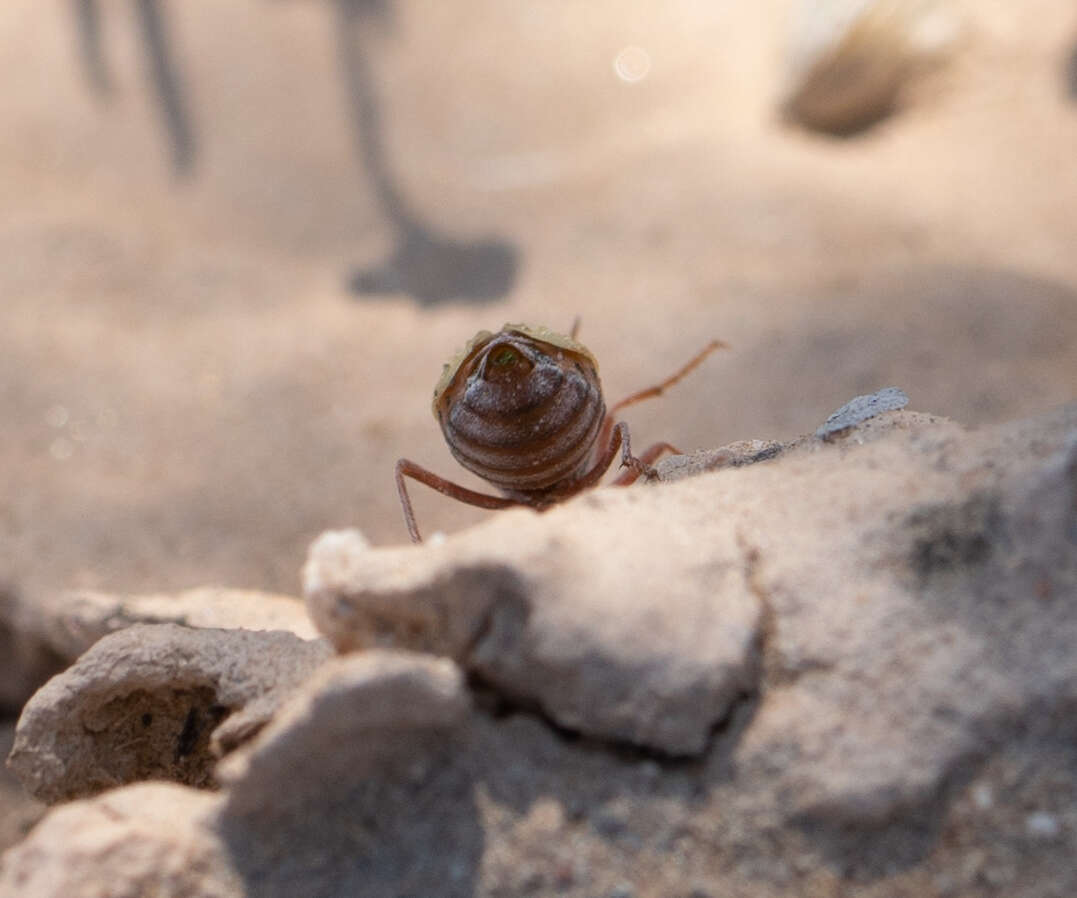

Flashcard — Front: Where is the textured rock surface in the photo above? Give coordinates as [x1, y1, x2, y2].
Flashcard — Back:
[34, 587, 320, 658]
[216, 651, 475, 897]
[0, 783, 238, 898]
[0, 587, 316, 713]
[3, 404, 1076, 897]
[304, 522, 763, 756]
[217, 649, 470, 815]
[3, 652, 474, 898]
[307, 406, 1077, 797]
[8, 624, 331, 803]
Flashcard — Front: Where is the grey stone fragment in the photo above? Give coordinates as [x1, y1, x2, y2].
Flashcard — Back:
[815, 386, 909, 439]
[7, 624, 331, 803]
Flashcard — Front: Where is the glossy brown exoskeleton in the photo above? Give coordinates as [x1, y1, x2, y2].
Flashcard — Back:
[396, 322, 724, 542]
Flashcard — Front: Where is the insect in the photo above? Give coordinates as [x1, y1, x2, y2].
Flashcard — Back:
[395, 322, 725, 542]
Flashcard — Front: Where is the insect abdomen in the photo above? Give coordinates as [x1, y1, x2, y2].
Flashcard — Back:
[443, 362, 605, 493]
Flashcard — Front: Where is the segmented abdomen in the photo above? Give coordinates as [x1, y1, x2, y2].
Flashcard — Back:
[441, 360, 605, 493]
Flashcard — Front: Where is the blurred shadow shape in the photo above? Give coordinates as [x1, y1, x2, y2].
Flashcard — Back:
[349, 227, 518, 304]
[72, 0, 112, 96]
[68, 0, 197, 176]
[1066, 38, 1077, 101]
[782, 0, 959, 138]
[135, 0, 197, 177]
[333, 0, 518, 304]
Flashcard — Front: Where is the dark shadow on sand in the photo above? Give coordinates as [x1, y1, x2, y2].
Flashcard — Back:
[71, 0, 196, 176]
[332, 0, 519, 304]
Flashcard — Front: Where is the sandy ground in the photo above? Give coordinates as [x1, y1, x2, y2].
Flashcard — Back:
[1, 0, 1075, 726]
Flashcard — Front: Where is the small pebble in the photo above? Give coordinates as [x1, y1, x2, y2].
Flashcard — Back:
[816, 387, 909, 440]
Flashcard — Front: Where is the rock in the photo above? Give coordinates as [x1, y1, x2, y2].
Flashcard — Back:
[729, 404, 1077, 868]
[213, 651, 481, 897]
[304, 514, 763, 756]
[217, 649, 470, 816]
[0, 783, 238, 898]
[4, 404, 1076, 896]
[306, 403, 1077, 830]
[815, 386, 909, 439]
[0, 587, 316, 714]
[783, 0, 961, 134]
[653, 439, 784, 482]
[7, 624, 331, 804]
[35, 587, 320, 659]
[1, 652, 476, 898]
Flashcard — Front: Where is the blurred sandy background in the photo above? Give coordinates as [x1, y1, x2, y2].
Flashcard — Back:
[1, 0, 1076, 609]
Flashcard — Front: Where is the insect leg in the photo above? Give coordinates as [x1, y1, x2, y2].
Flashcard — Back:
[395, 459, 520, 544]
[608, 339, 727, 415]
[568, 420, 653, 495]
[610, 441, 681, 485]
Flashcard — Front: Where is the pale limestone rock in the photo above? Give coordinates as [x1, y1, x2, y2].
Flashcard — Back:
[728, 405, 1077, 834]
[304, 515, 763, 756]
[0, 783, 238, 898]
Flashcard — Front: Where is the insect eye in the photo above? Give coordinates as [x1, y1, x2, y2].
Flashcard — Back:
[491, 347, 519, 367]
[480, 343, 534, 383]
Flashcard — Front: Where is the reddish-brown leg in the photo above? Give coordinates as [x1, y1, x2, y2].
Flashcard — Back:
[396, 459, 520, 544]
[565, 420, 653, 495]
[587, 339, 726, 487]
[611, 441, 680, 485]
